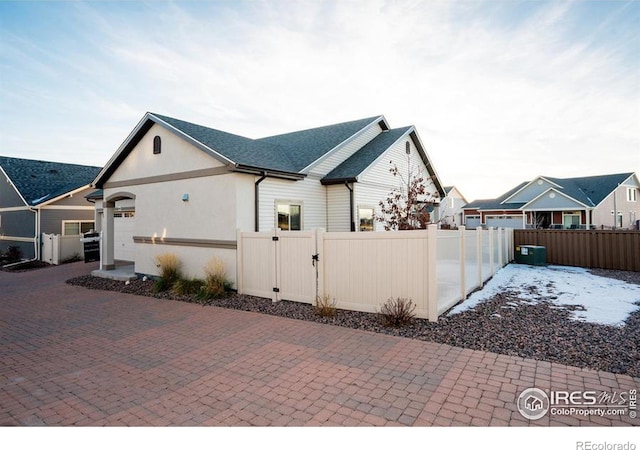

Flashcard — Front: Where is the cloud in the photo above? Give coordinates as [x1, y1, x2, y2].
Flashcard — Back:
[0, 0, 638, 198]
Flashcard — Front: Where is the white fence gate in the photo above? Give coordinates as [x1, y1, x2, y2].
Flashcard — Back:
[237, 226, 513, 321]
[41, 233, 83, 265]
[237, 229, 317, 303]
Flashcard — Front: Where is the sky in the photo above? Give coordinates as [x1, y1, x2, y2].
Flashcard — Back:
[0, 0, 638, 201]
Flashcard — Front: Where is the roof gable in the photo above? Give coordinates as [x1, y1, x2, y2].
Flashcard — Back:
[0, 156, 101, 206]
[502, 176, 561, 204]
[522, 187, 588, 210]
[443, 186, 468, 203]
[321, 127, 411, 184]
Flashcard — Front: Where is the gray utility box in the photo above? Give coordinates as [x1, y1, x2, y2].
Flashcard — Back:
[514, 245, 546, 266]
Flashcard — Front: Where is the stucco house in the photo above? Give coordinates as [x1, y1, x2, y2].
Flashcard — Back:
[92, 112, 446, 282]
[462, 173, 639, 230]
[0, 156, 101, 261]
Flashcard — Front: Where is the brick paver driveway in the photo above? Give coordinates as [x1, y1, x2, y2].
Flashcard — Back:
[1, 262, 638, 426]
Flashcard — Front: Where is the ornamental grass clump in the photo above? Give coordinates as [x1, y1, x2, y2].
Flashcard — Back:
[379, 297, 416, 327]
[200, 257, 233, 299]
[153, 252, 182, 293]
[172, 277, 205, 296]
[315, 294, 337, 318]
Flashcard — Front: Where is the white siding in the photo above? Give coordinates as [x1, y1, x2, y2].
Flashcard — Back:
[308, 122, 383, 176]
[258, 176, 327, 231]
[356, 135, 439, 230]
[326, 184, 351, 232]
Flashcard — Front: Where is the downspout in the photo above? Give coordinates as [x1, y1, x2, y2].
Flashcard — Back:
[36, 206, 41, 260]
[254, 172, 267, 232]
[345, 181, 355, 232]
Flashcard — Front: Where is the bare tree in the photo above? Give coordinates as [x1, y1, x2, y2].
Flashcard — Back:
[376, 159, 440, 231]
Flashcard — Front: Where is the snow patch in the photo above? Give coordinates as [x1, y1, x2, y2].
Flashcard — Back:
[448, 265, 640, 326]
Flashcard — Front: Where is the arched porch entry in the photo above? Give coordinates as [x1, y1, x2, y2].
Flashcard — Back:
[101, 192, 136, 271]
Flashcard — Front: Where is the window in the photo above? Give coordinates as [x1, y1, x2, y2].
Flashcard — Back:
[153, 135, 161, 154]
[618, 213, 623, 228]
[628, 188, 637, 202]
[277, 202, 302, 231]
[114, 212, 135, 218]
[562, 212, 581, 229]
[358, 206, 374, 231]
[62, 220, 95, 236]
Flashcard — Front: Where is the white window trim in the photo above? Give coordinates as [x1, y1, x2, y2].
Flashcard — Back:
[275, 200, 304, 231]
[357, 205, 376, 232]
[627, 188, 637, 202]
[62, 220, 95, 236]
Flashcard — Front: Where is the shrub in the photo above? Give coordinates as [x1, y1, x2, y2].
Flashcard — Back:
[153, 252, 181, 292]
[379, 297, 416, 327]
[200, 257, 233, 299]
[315, 294, 337, 317]
[173, 277, 205, 296]
[7, 245, 22, 263]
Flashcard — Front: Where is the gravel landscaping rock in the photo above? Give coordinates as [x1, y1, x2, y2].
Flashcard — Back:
[67, 268, 640, 378]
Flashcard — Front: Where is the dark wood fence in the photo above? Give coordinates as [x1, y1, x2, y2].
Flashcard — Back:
[513, 229, 640, 272]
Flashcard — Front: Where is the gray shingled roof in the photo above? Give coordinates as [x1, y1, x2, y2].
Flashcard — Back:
[544, 173, 633, 207]
[256, 116, 382, 172]
[152, 114, 300, 173]
[463, 182, 529, 210]
[0, 156, 101, 206]
[321, 127, 411, 184]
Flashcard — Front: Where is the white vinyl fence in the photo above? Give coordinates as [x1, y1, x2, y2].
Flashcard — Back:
[237, 225, 513, 322]
[41, 233, 83, 265]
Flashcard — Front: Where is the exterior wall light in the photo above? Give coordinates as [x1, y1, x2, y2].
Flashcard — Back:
[182, 194, 189, 202]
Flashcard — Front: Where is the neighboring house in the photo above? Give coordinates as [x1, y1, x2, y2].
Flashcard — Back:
[92, 112, 446, 281]
[0, 156, 102, 260]
[462, 173, 640, 230]
[434, 186, 468, 228]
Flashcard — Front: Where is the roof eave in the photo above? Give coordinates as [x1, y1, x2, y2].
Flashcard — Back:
[320, 177, 358, 185]
[408, 129, 447, 199]
[35, 184, 93, 207]
[232, 165, 305, 181]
